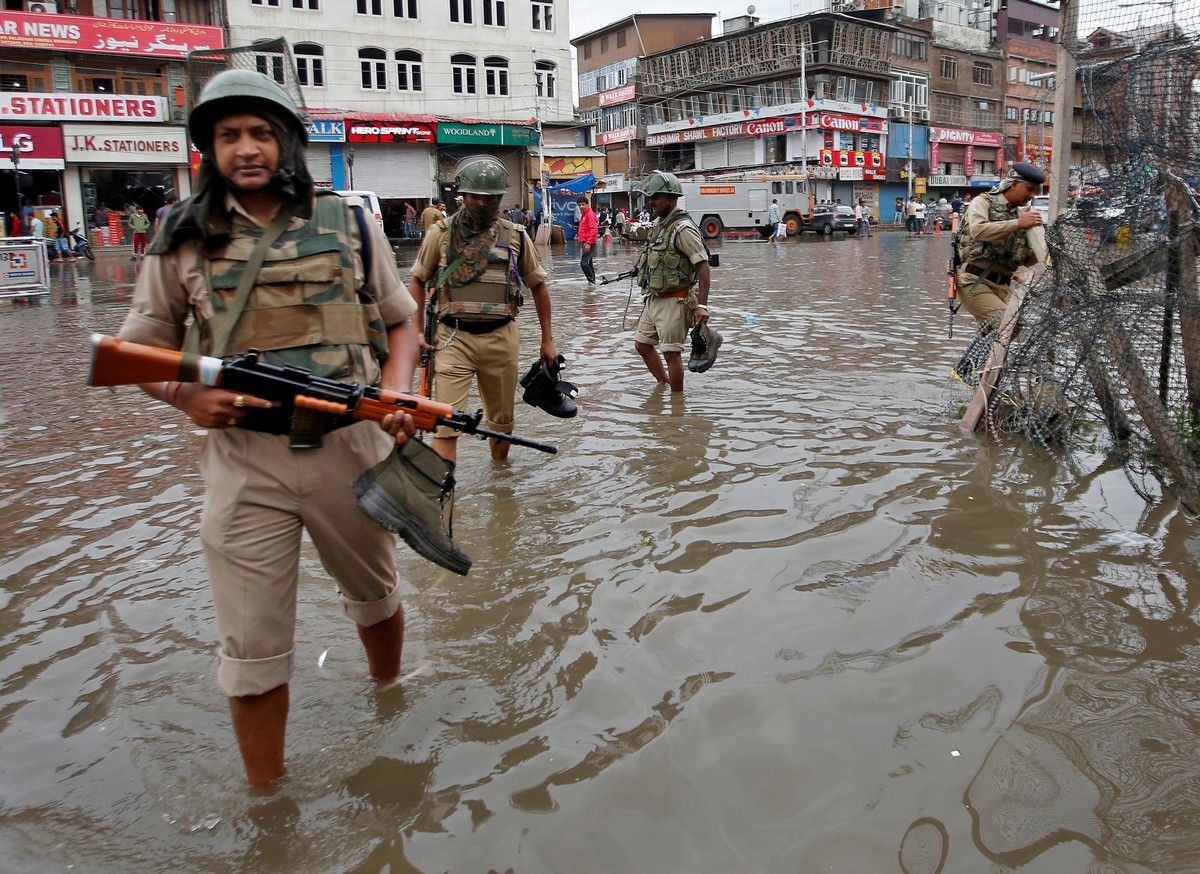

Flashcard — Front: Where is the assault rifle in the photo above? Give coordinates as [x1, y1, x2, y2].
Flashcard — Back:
[86, 334, 558, 454]
[418, 288, 437, 397]
[597, 267, 638, 287]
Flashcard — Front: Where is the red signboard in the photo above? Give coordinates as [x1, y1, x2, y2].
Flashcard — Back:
[819, 149, 884, 169]
[347, 121, 435, 144]
[0, 124, 64, 169]
[0, 11, 222, 58]
[598, 84, 636, 106]
[806, 112, 888, 133]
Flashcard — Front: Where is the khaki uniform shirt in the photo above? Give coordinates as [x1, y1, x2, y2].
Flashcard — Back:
[420, 206, 442, 233]
[119, 194, 415, 350]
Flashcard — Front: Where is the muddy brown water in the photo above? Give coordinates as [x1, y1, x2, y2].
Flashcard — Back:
[1, 237, 1197, 873]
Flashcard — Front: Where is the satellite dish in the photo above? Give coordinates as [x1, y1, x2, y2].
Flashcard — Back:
[748, 5, 756, 13]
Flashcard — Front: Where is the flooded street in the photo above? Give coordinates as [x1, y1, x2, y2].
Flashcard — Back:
[2, 234, 1199, 873]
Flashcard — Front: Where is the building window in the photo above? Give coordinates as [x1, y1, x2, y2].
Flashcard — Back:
[535, 60, 556, 98]
[256, 54, 285, 84]
[450, 0, 473, 23]
[357, 0, 382, 13]
[972, 62, 993, 87]
[1005, 104, 1018, 121]
[396, 49, 423, 91]
[74, 63, 165, 97]
[484, 57, 508, 95]
[295, 43, 324, 87]
[360, 48, 387, 89]
[892, 32, 925, 60]
[532, 0, 552, 30]
[940, 55, 957, 80]
[252, 0, 281, 5]
[601, 36, 609, 53]
[583, 43, 592, 60]
[292, 0, 318, 8]
[394, 0, 417, 15]
[482, 0, 505, 26]
[973, 100, 998, 128]
[934, 93, 962, 126]
[617, 30, 626, 48]
[452, 53, 477, 94]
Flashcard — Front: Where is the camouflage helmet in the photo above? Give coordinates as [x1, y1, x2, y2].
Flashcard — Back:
[454, 155, 509, 195]
[636, 170, 684, 197]
[189, 69, 308, 151]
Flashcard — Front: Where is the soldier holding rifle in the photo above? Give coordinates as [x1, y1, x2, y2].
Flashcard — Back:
[113, 70, 443, 785]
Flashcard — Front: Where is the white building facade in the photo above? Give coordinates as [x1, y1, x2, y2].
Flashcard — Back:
[227, 0, 576, 206]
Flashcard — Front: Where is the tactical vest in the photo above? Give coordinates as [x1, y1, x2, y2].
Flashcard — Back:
[188, 194, 389, 384]
[636, 209, 701, 294]
[956, 193, 1033, 274]
[434, 219, 523, 321]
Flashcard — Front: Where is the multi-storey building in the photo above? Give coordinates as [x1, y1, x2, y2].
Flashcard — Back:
[0, 4, 223, 243]
[229, 0, 578, 214]
[572, 13, 716, 212]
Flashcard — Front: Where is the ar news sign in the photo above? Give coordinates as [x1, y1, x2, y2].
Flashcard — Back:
[0, 10, 223, 59]
[0, 93, 166, 123]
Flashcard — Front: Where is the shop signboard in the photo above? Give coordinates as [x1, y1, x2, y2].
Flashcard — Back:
[930, 174, 968, 187]
[0, 124, 64, 170]
[435, 122, 537, 146]
[306, 120, 345, 143]
[0, 93, 167, 123]
[599, 126, 636, 145]
[929, 126, 1004, 148]
[0, 239, 49, 298]
[347, 120, 434, 144]
[62, 124, 188, 164]
[0, 10, 222, 59]
[598, 84, 636, 106]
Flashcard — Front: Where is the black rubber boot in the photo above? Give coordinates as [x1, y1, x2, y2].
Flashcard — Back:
[520, 356, 578, 418]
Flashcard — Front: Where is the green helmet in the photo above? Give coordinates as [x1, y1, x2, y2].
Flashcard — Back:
[637, 170, 684, 197]
[454, 155, 509, 195]
[189, 69, 308, 151]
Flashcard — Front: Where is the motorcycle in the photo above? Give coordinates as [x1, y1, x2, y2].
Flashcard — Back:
[66, 225, 95, 260]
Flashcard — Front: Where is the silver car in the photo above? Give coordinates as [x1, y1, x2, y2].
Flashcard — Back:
[1031, 195, 1050, 224]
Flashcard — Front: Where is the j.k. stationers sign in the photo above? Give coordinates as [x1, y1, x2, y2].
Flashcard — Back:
[62, 124, 188, 164]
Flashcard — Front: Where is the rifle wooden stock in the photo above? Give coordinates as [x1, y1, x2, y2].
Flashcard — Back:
[86, 334, 558, 454]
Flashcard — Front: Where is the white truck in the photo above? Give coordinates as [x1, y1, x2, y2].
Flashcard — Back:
[676, 177, 813, 239]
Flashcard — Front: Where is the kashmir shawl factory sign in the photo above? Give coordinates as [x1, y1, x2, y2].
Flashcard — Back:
[0, 10, 222, 58]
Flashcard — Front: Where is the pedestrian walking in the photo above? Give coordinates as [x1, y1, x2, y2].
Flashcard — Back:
[408, 155, 561, 464]
[129, 205, 150, 258]
[112, 69, 432, 785]
[577, 196, 598, 284]
[630, 171, 712, 393]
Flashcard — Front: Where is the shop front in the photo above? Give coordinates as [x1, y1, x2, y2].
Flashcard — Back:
[61, 123, 190, 247]
[344, 118, 436, 238]
[0, 124, 65, 236]
[435, 121, 537, 211]
[305, 118, 344, 191]
[929, 127, 1003, 199]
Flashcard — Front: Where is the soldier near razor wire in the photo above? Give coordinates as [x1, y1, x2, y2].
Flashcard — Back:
[408, 155, 566, 465]
[114, 69, 461, 785]
[630, 170, 714, 393]
[954, 162, 1046, 332]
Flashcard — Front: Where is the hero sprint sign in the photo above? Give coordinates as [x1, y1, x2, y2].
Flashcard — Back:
[62, 124, 188, 165]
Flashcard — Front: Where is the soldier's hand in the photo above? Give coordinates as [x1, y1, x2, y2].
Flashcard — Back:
[174, 384, 272, 430]
[379, 411, 416, 447]
[694, 305, 710, 326]
[1017, 208, 1043, 229]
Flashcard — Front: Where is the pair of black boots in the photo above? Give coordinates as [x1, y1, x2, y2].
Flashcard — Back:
[520, 356, 578, 418]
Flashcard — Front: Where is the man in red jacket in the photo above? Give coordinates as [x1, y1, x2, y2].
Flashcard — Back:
[577, 195, 598, 284]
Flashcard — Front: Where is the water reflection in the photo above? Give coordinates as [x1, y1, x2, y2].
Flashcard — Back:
[1, 240, 1197, 872]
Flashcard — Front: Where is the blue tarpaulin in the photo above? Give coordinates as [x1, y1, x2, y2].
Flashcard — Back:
[547, 173, 597, 195]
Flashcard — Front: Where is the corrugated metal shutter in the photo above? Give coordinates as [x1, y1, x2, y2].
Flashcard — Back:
[306, 145, 334, 190]
[696, 140, 727, 171]
[351, 146, 435, 198]
[727, 137, 756, 168]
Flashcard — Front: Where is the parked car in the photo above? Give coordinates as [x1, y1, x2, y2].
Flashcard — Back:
[1031, 195, 1050, 224]
[334, 190, 385, 231]
[803, 205, 857, 235]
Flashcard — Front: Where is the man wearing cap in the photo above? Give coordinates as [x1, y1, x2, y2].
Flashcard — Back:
[409, 155, 559, 463]
[955, 161, 1046, 331]
[114, 70, 427, 785]
[631, 170, 711, 393]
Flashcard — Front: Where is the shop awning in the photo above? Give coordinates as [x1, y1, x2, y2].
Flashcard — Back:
[547, 173, 597, 194]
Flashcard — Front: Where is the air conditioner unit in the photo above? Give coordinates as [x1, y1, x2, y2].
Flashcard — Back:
[25, 1, 58, 12]
[919, 109, 930, 121]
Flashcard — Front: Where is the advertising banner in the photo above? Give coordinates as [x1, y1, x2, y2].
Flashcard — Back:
[435, 122, 537, 146]
[0, 240, 48, 297]
[348, 120, 434, 144]
[306, 120, 345, 143]
[0, 10, 222, 58]
[598, 84, 636, 106]
[0, 124, 64, 170]
[929, 126, 1003, 147]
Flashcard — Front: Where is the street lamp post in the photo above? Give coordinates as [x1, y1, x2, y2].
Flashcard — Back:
[11, 145, 21, 235]
[907, 99, 914, 201]
[347, 148, 355, 190]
